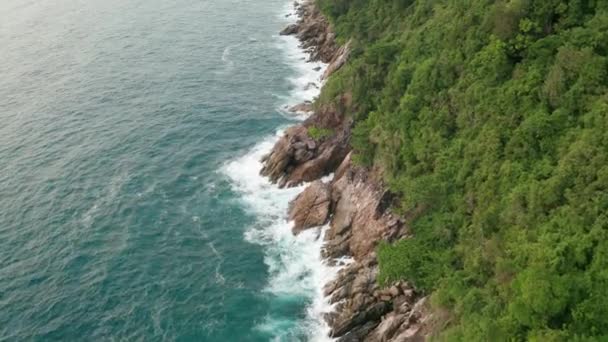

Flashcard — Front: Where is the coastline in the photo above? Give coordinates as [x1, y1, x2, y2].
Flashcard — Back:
[256, 0, 435, 341]
[225, 0, 432, 340]
[223, 1, 343, 340]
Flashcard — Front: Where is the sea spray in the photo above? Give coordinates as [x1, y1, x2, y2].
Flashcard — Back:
[274, 2, 327, 118]
[221, 133, 340, 341]
[221, 1, 341, 339]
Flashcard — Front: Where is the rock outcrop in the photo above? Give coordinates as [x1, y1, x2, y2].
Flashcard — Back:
[263, 1, 434, 340]
[289, 101, 313, 114]
[259, 115, 350, 187]
[260, 97, 352, 188]
[280, 0, 342, 64]
[288, 180, 331, 234]
[263, 125, 433, 340]
[323, 40, 351, 80]
[263, 1, 353, 188]
[323, 257, 431, 342]
[294, 1, 338, 63]
[323, 153, 406, 260]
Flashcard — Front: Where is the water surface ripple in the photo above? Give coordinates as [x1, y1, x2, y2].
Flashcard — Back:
[0, 0, 325, 340]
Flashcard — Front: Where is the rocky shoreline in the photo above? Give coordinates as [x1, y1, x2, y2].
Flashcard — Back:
[266, 1, 433, 341]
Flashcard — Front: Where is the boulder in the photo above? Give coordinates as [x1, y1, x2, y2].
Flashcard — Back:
[366, 312, 407, 342]
[288, 181, 331, 234]
[280, 24, 299, 36]
[260, 117, 350, 188]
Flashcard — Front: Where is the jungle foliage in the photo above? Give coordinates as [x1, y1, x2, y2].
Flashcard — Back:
[316, 0, 608, 340]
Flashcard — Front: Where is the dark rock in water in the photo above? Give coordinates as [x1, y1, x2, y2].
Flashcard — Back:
[304, 82, 319, 90]
[289, 180, 331, 234]
[313, 66, 322, 72]
[280, 24, 299, 36]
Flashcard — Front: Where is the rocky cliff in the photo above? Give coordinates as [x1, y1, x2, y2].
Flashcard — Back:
[263, 1, 434, 340]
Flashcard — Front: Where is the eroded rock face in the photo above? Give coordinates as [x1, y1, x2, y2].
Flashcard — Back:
[323, 154, 406, 260]
[289, 180, 331, 234]
[262, 1, 353, 188]
[279, 0, 341, 65]
[322, 253, 429, 342]
[323, 40, 351, 80]
[259, 119, 350, 188]
[264, 1, 434, 340]
[315, 152, 434, 341]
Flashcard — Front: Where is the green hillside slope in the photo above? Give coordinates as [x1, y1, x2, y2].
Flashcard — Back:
[317, 0, 608, 339]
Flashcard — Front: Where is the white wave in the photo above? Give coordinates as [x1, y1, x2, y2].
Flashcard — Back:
[219, 1, 341, 339]
[219, 43, 243, 73]
[274, 2, 327, 119]
[208, 242, 226, 286]
[221, 132, 340, 341]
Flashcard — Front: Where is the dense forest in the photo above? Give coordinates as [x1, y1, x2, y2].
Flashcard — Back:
[315, 0, 608, 340]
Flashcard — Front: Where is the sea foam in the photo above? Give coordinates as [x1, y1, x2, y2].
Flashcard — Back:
[274, 2, 327, 119]
[221, 1, 341, 340]
[221, 132, 339, 341]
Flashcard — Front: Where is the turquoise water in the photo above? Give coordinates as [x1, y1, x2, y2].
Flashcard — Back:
[0, 0, 335, 340]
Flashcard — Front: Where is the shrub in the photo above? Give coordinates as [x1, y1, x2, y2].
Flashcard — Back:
[307, 126, 334, 140]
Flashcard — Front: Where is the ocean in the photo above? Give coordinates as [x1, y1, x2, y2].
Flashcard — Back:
[0, 0, 337, 340]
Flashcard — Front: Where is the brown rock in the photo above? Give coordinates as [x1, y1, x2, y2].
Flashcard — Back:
[391, 326, 424, 342]
[304, 82, 319, 90]
[266, 2, 430, 341]
[289, 180, 331, 234]
[322, 40, 351, 79]
[325, 166, 407, 260]
[294, 147, 314, 162]
[260, 111, 350, 188]
[288, 0, 338, 63]
[366, 312, 407, 342]
[389, 285, 401, 297]
[333, 151, 352, 182]
[380, 295, 392, 302]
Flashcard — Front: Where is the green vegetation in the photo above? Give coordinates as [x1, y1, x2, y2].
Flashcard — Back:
[317, 0, 608, 340]
[308, 126, 334, 140]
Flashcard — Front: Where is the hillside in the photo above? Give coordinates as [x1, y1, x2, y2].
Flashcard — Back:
[315, 0, 608, 340]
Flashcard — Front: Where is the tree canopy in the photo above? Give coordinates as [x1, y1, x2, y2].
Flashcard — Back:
[317, 0, 608, 339]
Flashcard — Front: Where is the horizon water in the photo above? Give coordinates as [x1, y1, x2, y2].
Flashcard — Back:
[0, 0, 339, 340]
